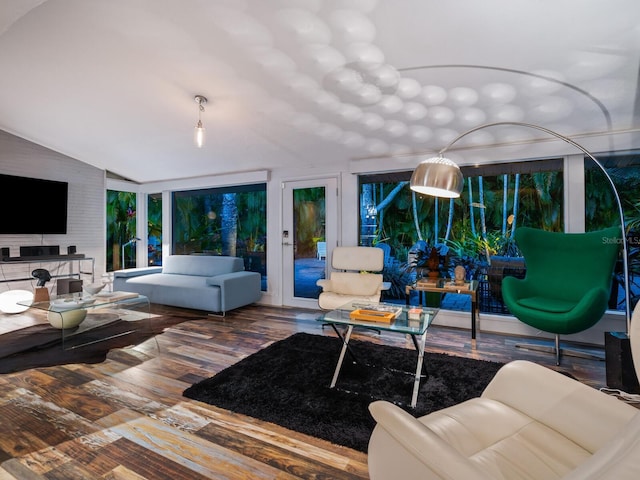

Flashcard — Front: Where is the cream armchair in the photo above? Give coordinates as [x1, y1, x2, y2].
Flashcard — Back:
[368, 307, 640, 479]
[317, 246, 384, 310]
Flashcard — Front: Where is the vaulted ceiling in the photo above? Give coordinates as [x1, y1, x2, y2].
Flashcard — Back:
[1, 0, 639, 183]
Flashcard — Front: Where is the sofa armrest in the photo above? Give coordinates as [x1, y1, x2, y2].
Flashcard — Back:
[368, 401, 494, 480]
[316, 278, 331, 290]
[113, 266, 163, 278]
[206, 271, 261, 312]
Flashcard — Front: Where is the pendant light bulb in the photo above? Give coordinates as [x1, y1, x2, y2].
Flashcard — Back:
[194, 95, 208, 148]
[195, 120, 205, 148]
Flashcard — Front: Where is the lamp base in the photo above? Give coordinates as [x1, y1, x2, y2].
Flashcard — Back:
[605, 332, 640, 393]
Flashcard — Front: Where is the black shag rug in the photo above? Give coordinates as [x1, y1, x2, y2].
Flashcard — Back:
[183, 332, 504, 452]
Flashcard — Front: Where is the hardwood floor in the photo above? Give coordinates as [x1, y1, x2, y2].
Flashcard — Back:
[0, 303, 608, 479]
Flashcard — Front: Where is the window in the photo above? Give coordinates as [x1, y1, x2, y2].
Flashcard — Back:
[172, 183, 267, 290]
[148, 193, 162, 266]
[106, 190, 137, 271]
[359, 159, 564, 311]
[585, 150, 640, 312]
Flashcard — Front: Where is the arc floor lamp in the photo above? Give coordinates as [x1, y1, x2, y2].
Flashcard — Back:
[410, 121, 631, 335]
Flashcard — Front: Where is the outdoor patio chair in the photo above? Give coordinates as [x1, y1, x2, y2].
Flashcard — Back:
[316, 241, 327, 260]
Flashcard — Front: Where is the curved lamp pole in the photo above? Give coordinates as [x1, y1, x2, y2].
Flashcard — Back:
[411, 121, 631, 333]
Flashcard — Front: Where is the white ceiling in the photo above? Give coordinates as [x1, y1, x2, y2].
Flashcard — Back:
[1, 0, 639, 183]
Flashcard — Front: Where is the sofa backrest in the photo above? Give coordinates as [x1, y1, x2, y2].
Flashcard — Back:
[162, 255, 244, 277]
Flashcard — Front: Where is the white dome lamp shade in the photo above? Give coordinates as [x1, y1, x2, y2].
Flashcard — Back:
[410, 156, 463, 198]
[0, 289, 33, 314]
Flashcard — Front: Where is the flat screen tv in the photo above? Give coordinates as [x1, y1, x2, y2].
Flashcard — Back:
[0, 173, 68, 234]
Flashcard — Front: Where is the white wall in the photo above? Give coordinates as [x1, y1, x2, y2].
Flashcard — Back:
[0, 130, 105, 294]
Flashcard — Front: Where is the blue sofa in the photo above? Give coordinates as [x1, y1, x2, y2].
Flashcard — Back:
[113, 255, 261, 314]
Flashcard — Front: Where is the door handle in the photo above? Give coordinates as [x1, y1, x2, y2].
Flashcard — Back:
[282, 242, 293, 246]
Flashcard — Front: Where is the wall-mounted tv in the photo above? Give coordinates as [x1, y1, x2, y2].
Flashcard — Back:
[0, 173, 68, 234]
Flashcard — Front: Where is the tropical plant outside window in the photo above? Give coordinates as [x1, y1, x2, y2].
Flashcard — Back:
[172, 183, 267, 290]
[106, 190, 137, 271]
[148, 193, 162, 266]
[359, 159, 564, 313]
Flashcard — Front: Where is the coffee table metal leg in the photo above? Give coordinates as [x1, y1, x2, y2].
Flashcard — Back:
[411, 331, 428, 408]
[330, 324, 354, 388]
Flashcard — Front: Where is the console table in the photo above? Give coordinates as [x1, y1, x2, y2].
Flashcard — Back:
[406, 278, 479, 340]
[0, 256, 95, 284]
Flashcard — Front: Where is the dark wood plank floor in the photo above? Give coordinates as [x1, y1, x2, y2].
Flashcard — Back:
[0, 303, 608, 479]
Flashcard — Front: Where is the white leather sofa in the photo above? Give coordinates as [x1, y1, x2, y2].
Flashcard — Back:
[368, 307, 640, 479]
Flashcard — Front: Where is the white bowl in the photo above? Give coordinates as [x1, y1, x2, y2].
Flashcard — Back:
[83, 283, 106, 295]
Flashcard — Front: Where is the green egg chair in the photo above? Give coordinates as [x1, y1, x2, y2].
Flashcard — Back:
[502, 226, 621, 365]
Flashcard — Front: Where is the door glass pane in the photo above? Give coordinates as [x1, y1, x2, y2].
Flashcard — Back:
[293, 186, 326, 299]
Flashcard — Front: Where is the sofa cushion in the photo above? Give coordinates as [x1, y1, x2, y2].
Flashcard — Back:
[162, 255, 244, 277]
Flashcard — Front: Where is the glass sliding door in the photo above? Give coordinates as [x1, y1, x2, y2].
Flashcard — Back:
[282, 178, 338, 308]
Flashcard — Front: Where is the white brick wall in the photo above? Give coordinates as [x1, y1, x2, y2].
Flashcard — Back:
[0, 130, 105, 294]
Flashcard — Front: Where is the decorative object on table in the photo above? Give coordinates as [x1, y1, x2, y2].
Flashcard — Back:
[454, 265, 466, 285]
[406, 240, 449, 281]
[101, 272, 114, 292]
[426, 247, 441, 278]
[349, 308, 399, 323]
[83, 282, 106, 295]
[32, 268, 52, 286]
[0, 289, 33, 313]
[56, 278, 83, 295]
[32, 268, 52, 302]
[407, 308, 422, 320]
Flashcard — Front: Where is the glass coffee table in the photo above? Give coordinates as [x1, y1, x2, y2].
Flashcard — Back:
[317, 301, 438, 408]
[18, 291, 150, 350]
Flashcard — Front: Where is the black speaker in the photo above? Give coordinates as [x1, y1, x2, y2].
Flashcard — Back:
[67, 245, 76, 254]
[1, 247, 9, 261]
[605, 331, 640, 393]
[20, 245, 60, 257]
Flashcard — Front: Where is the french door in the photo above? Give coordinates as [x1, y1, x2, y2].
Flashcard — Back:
[282, 178, 338, 308]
